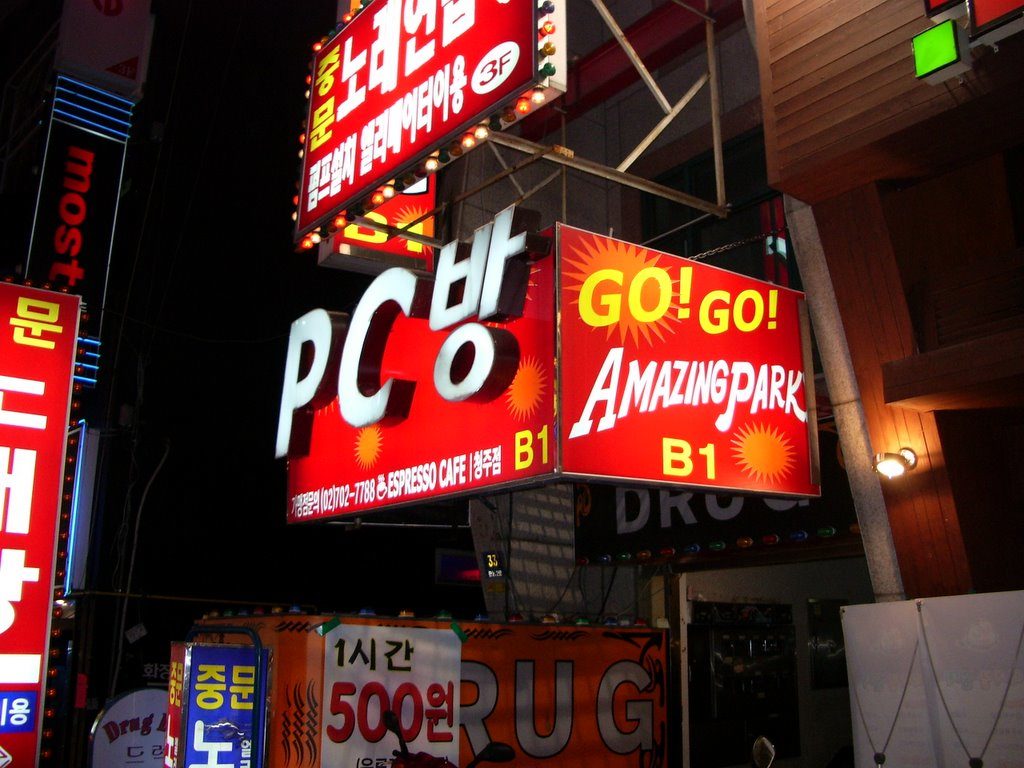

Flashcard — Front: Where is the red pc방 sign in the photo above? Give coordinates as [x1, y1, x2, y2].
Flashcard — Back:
[557, 226, 818, 497]
[279, 208, 556, 521]
[0, 284, 80, 766]
[297, 0, 539, 238]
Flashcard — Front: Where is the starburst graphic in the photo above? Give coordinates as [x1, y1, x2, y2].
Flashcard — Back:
[562, 234, 681, 348]
[506, 356, 547, 420]
[393, 205, 434, 252]
[354, 425, 383, 469]
[731, 423, 794, 485]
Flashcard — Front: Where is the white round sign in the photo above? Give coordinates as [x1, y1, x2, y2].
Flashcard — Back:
[90, 688, 168, 768]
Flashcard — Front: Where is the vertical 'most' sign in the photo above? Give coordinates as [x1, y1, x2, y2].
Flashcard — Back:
[26, 75, 132, 346]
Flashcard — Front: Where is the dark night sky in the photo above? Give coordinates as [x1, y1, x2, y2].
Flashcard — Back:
[59, 0, 485, 678]
[0, 0, 498, 698]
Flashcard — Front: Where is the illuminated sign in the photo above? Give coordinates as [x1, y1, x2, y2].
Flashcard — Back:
[319, 175, 437, 273]
[574, 429, 856, 564]
[0, 283, 80, 767]
[56, 0, 154, 99]
[923, 0, 966, 22]
[26, 75, 132, 343]
[296, 0, 563, 239]
[482, 550, 505, 579]
[278, 206, 556, 520]
[969, 0, 1024, 39]
[558, 226, 818, 497]
[194, 615, 668, 768]
[321, 624, 461, 766]
[913, 20, 971, 84]
[177, 644, 267, 768]
[89, 688, 168, 767]
[277, 216, 818, 521]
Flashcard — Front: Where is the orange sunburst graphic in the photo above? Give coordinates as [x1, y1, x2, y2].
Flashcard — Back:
[562, 234, 681, 347]
[506, 356, 547, 420]
[731, 423, 795, 485]
[393, 204, 434, 243]
[522, 263, 541, 303]
[354, 425, 383, 469]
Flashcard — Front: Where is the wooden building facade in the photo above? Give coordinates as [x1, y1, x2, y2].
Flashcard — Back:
[750, 0, 1024, 597]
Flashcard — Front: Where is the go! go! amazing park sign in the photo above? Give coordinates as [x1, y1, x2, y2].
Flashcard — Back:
[276, 207, 820, 521]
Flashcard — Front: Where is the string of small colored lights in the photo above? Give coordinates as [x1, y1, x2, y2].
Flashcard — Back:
[292, 0, 560, 250]
[917, 600, 1024, 768]
[39, 302, 89, 765]
[576, 522, 860, 565]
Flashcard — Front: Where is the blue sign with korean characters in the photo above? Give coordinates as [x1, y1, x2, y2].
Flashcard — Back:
[321, 623, 462, 768]
[181, 644, 268, 768]
[0, 691, 35, 734]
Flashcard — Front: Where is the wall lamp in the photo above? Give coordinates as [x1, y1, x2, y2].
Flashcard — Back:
[873, 448, 917, 479]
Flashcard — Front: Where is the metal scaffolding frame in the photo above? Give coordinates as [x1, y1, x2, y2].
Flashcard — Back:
[353, 0, 729, 247]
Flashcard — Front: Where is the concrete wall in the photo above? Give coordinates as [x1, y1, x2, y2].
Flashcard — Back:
[469, 486, 637, 622]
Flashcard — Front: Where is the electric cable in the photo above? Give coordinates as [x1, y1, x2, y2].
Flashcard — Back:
[108, 438, 170, 698]
[596, 566, 619, 619]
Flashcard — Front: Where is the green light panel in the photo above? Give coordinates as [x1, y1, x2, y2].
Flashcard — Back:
[913, 20, 961, 78]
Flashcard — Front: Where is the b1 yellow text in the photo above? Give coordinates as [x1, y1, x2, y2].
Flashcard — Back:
[663, 438, 717, 479]
[515, 425, 549, 470]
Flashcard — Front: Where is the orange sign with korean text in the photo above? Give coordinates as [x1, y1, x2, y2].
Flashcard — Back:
[194, 615, 668, 768]
[457, 622, 668, 768]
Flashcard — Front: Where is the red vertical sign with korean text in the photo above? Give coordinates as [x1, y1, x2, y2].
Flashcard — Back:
[284, 230, 556, 521]
[0, 284, 80, 766]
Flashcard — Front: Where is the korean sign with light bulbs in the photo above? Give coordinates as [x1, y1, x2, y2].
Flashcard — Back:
[277, 210, 819, 521]
[296, 0, 566, 241]
[192, 613, 669, 768]
[0, 283, 80, 767]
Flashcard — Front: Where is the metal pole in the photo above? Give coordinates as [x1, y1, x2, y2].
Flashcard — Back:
[487, 140, 526, 196]
[561, 111, 568, 223]
[706, 0, 726, 208]
[488, 131, 728, 218]
[348, 216, 445, 249]
[617, 73, 708, 173]
[512, 169, 562, 208]
[641, 212, 714, 247]
[669, 0, 715, 22]
[588, 0, 672, 114]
